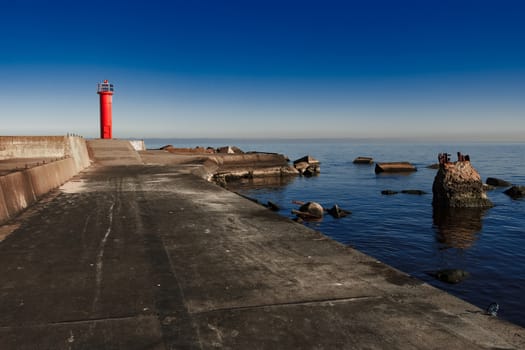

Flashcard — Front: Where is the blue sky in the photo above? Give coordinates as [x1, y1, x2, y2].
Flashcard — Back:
[0, 0, 524, 140]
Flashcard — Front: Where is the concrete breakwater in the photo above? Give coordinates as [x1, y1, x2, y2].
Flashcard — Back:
[1, 138, 525, 348]
[1, 139, 297, 225]
[0, 136, 90, 225]
[199, 153, 298, 184]
[1, 140, 524, 349]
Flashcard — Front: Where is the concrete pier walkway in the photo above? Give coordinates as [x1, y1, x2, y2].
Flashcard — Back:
[0, 143, 524, 349]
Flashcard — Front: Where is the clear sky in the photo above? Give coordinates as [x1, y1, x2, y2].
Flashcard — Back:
[1, 0, 524, 140]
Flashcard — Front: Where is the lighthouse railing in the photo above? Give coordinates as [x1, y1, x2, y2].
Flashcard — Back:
[97, 83, 114, 93]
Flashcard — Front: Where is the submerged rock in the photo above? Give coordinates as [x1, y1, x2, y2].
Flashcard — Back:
[381, 190, 399, 195]
[486, 177, 511, 187]
[353, 156, 374, 164]
[303, 167, 318, 177]
[429, 269, 470, 284]
[503, 185, 525, 199]
[327, 204, 351, 218]
[266, 201, 280, 211]
[400, 190, 427, 195]
[382, 189, 426, 195]
[432, 152, 493, 208]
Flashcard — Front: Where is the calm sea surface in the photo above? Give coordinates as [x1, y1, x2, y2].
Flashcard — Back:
[146, 139, 525, 327]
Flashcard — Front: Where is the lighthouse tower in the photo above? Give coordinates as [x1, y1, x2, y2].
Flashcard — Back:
[97, 80, 114, 139]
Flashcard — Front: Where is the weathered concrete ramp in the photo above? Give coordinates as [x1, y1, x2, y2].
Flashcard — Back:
[0, 162, 524, 349]
[88, 139, 143, 165]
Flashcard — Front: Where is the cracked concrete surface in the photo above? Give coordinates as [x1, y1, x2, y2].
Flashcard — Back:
[0, 144, 524, 349]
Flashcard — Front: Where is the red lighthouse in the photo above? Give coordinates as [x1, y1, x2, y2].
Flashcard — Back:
[97, 80, 114, 139]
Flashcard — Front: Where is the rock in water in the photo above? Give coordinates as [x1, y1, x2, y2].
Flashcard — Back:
[293, 155, 320, 176]
[381, 190, 399, 195]
[266, 201, 280, 211]
[292, 201, 324, 220]
[432, 152, 493, 208]
[486, 177, 511, 187]
[486, 302, 499, 316]
[431, 269, 470, 284]
[401, 190, 427, 195]
[299, 201, 324, 218]
[375, 162, 417, 173]
[503, 185, 525, 199]
[353, 156, 374, 164]
[327, 204, 351, 218]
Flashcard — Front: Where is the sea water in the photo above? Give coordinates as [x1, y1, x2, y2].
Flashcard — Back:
[145, 139, 525, 327]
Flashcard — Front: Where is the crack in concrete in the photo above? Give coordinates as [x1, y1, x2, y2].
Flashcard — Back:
[91, 199, 115, 312]
[192, 295, 385, 315]
[0, 314, 148, 329]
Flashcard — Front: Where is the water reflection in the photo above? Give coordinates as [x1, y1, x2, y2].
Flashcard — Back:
[433, 207, 487, 249]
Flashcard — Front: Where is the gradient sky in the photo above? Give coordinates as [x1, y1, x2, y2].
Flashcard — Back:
[0, 0, 524, 140]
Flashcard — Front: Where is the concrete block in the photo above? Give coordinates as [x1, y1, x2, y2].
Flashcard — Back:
[375, 162, 417, 173]
[129, 140, 146, 151]
[66, 136, 90, 171]
[0, 186, 9, 224]
[0, 171, 36, 221]
[26, 158, 75, 198]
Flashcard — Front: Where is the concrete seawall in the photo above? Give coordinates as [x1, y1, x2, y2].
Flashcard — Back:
[0, 135, 90, 171]
[1, 146, 525, 349]
[1, 140, 525, 348]
[0, 136, 90, 225]
[0, 136, 66, 160]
